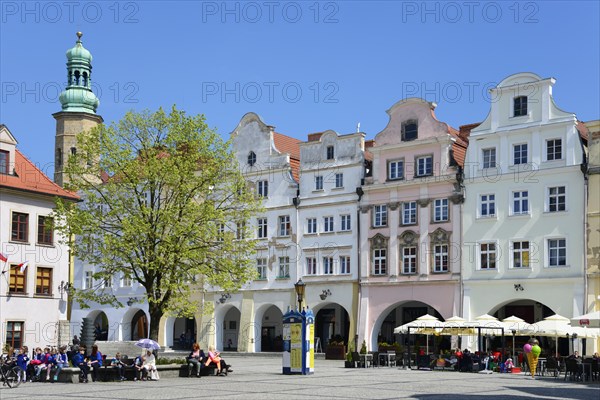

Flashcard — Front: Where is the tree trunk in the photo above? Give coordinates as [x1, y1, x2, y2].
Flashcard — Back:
[148, 304, 163, 341]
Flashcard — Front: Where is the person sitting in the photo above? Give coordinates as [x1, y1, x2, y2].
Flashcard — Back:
[142, 350, 159, 381]
[72, 346, 90, 383]
[503, 358, 514, 373]
[133, 355, 145, 381]
[35, 347, 52, 381]
[187, 343, 205, 377]
[53, 346, 69, 382]
[88, 344, 103, 382]
[204, 345, 232, 376]
[111, 352, 126, 381]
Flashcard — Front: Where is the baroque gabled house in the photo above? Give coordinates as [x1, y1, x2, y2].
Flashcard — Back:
[357, 98, 466, 350]
[461, 73, 588, 354]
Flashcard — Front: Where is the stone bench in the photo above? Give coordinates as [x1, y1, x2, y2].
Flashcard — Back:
[40, 364, 188, 383]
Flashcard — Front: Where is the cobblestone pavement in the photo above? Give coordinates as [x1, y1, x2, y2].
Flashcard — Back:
[2, 357, 598, 399]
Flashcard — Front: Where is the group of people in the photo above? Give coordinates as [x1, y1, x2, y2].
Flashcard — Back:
[10, 345, 70, 382]
[187, 344, 232, 377]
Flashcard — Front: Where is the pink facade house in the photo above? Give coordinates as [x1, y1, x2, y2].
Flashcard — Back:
[357, 98, 467, 350]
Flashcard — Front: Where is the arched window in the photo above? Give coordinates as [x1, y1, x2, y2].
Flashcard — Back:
[74, 71, 80, 86]
[82, 72, 88, 87]
[247, 151, 256, 166]
[70, 147, 77, 156]
[402, 120, 418, 141]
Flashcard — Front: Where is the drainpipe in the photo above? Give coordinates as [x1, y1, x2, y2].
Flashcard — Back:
[582, 159, 589, 314]
[356, 186, 364, 351]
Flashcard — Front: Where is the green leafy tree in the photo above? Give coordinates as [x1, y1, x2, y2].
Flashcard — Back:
[54, 106, 261, 339]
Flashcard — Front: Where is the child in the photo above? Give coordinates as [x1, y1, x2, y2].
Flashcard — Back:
[72, 346, 89, 383]
[133, 355, 144, 381]
[504, 357, 514, 372]
[53, 346, 69, 382]
[88, 344, 103, 382]
[35, 347, 51, 381]
[16, 346, 29, 384]
[111, 352, 126, 381]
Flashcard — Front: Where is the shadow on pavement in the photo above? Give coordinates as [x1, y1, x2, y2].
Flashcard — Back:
[413, 385, 599, 400]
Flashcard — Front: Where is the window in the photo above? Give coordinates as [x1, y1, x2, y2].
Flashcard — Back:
[307, 218, 317, 234]
[84, 271, 93, 289]
[548, 186, 566, 212]
[433, 199, 449, 222]
[37, 216, 54, 245]
[11, 212, 28, 242]
[548, 238, 566, 267]
[339, 256, 350, 274]
[512, 191, 529, 215]
[513, 96, 527, 117]
[121, 274, 132, 287]
[388, 160, 404, 180]
[335, 173, 343, 188]
[402, 120, 418, 141]
[402, 246, 417, 274]
[5, 321, 24, 350]
[402, 202, 417, 225]
[416, 155, 433, 177]
[323, 257, 334, 274]
[236, 221, 246, 240]
[546, 139, 562, 161]
[315, 176, 323, 190]
[433, 244, 449, 272]
[326, 145, 334, 160]
[35, 267, 52, 295]
[70, 147, 76, 156]
[482, 148, 496, 169]
[480, 243, 497, 270]
[372, 248, 387, 275]
[306, 257, 317, 275]
[257, 258, 267, 280]
[480, 194, 496, 217]
[9, 264, 26, 294]
[373, 205, 388, 227]
[247, 151, 256, 166]
[513, 144, 528, 165]
[340, 215, 351, 231]
[257, 218, 268, 239]
[512, 241, 530, 268]
[278, 256, 290, 278]
[0, 150, 9, 174]
[56, 148, 62, 167]
[323, 216, 334, 233]
[103, 276, 113, 288]
[278, 215, 290, 236]
[217, 223, 225, 242]
[257, 180, 268, 197]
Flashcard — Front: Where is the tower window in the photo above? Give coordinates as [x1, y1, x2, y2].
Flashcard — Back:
[70, 147, 77, 156]
[82, 72, 88, 86]
[56, 148, 62, 166]
[248, 151, 256, 166]
[74, 70, 80, 86]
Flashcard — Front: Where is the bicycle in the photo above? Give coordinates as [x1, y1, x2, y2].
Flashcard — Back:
[0, 357, 21, 388]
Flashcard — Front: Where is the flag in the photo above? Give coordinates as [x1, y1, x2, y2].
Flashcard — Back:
[0, 253, 7, 263]
[19, 261, 28, 273]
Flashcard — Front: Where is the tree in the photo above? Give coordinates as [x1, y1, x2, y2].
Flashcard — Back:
[54, 106, 261, 340]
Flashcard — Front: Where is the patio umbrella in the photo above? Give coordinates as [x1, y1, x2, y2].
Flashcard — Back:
[440, 316, 476, 336]
[135, 338, 160, 352]
[531, 314, 571, 357]
[393, 314, 442, 355]
[502, 315, 535, 335]
[570, 311, 600, 328]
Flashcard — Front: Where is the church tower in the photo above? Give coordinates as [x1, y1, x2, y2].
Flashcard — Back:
[53, 32, 103, 186]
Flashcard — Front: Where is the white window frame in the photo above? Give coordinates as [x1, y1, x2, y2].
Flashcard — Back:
[547, 238, 567, 267]
[373, 205, 388, 227]
[433, 199, 449, 222]
[402, 246, 417, 275]
[479, 194, 496, 218]
[479, 242, 497, 270]
[315, 175, 323, 190]
[323, 257, 334, 274]
[84, 270, 93, 289]
[547, 186, 566, 213]
[306, 257, 317, 275]
[335, 173, 344, 188]
[433, 244, 449, 273]
[416, 155, 433, 177]
[326, 145, 334, 160]
[257, 217, 268, 239]
[511, 240, 530, 269]
[511, 190, 529, 215]
[278, 215, 290, 237]
[340, 214, 351, 231]
[257, 180, 268, 198]
[339, 256, 350, 274]
[306, 218, 317, 234]
[388, 159, 404, 180]
[482, 148, 496, 169]
[323, 216, 334, 233]
[372, 248, 387, 275]
[257, 258, 267, 280]
[278, 256, 290, 278]
[121, 274, 132, 288]
[546, 138, 562, 161]
[402, 201, 417, 225]
[513, 143, 528, 165]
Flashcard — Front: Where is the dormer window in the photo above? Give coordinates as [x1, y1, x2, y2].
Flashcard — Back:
[514, 96, 527, 117]
[402, 120, 418, 141]
[247, 151, 256, 166]
[0, 150, 9, 174]
[326, 145, 334, 160]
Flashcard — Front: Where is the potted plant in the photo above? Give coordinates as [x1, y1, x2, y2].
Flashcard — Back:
[344, 342, 355, 368]
[326, 336, 347, 360]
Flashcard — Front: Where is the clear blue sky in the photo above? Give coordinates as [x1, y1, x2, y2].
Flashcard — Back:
[1, 1, 599, 172]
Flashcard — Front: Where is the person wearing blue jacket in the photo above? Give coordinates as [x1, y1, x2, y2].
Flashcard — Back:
[16, 346, 29, 383]
[53, 346, 69, 382]
[89, 344, 103, 382]
[72, 346, 90, 383]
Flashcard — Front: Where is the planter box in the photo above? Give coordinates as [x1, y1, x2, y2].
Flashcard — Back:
[325, 345, 346, 360]
[344, 361, 355, 368]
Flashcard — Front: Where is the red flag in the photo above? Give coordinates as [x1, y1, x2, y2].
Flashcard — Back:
[0, 253, 7, 263]
[19, 261, 28, 273]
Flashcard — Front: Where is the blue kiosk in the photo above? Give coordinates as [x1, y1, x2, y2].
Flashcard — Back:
[282, 279, 314, 375]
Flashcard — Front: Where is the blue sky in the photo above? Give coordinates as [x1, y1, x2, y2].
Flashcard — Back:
[1, 1, 599, 172]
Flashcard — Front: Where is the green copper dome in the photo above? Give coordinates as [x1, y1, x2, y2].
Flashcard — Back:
[59, 32, 99, 113]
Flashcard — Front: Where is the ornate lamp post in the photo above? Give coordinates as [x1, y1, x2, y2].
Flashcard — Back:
[294, 279, 306, 311]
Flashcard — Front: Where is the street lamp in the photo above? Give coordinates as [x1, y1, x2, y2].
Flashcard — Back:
[58, 281, 73, 297]
[294, 279, 306, 311]
[511, 329, 516, 366]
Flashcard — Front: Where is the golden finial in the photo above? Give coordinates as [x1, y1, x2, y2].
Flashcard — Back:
[76, 32, 83, 40]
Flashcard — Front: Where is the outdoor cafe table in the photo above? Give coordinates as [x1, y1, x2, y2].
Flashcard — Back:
[359, 353, 373, 368]
[381, 352, 396, 367]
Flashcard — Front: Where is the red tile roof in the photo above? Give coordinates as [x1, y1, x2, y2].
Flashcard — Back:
[273, 132, 301, 182]
[0, 149, 79, 201]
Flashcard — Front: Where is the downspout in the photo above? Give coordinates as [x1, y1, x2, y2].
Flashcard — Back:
[356, 186, 364, 351]
[582, 155, 589, 314]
